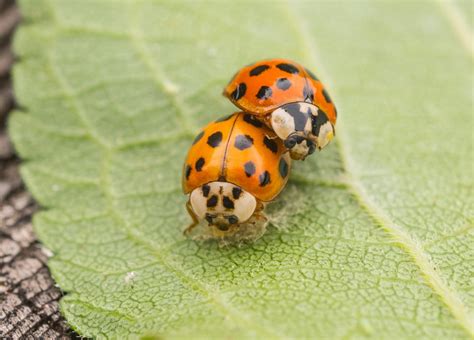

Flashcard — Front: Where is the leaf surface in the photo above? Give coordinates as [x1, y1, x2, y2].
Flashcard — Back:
[10, 0, 473, 338]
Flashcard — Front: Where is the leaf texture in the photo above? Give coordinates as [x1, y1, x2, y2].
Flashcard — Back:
[9, 0, 474, 338]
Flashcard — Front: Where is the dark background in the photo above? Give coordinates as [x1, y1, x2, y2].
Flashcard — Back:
[0, 1, 74, 338]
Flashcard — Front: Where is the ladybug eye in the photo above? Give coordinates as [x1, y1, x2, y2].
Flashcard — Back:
[307, 141, 316, 155]
[284, 136, 297, 149]
[295, 136, 305, 144]
[205, 213, 216, 224]
[227, 215, 239, 225]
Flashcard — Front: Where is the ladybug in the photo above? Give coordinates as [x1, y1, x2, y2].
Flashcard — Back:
[182, 112, 291, 235]
[223, 58, 337, 160]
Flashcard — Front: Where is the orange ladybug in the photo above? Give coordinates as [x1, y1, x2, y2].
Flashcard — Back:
[223, 59, 337, 160]
[182, 112, 291, 235]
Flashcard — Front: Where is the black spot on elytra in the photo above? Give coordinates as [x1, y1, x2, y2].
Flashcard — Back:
[322, 89, 332, 103]
[284, 103, 309, 131]
[234, 134, 254, 150]
[232, 187, 242, 199]
[244, 161, 256, 177]
[276, 78, 291, 90]
[259, 171, 271, 186]
[207, 195, 218, 208]
[185, 165, 192, 180]
[263, 136, 278, 153]
[276, 63, 299, 74]
[243, 113, 263, 128]
[311, 109, 329, 136]
[305, 68, 319, 81]
[256, 86, 272, 100]
[249, 64, 270, 76]
[303, 84, 314, 102]
[192, 131, 204, 145]
[207, 131, 223, 147]
[195, 157, 205, 171]
[231, 83, 247, 100]
[223, 196, 235, 209]
[215, 113, 233, 122]
[202, 184, 210, 197]
[279, 158, 289, 178]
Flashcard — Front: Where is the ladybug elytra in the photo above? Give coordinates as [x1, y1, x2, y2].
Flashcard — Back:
[182, 112, 291, 236]
[223, 58, 337, 160]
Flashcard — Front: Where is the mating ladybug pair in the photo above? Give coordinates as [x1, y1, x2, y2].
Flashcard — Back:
[182, 59, 337, 239]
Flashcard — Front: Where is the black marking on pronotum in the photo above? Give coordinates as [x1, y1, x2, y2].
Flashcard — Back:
[195, 157, 205, 171]
[279, 158, 289, 178]
[305, 68, 319, 81]
[284, 103, 309, 131]
[231, 83, 247, 100]
[276, 78, 291, 90]
[263, 136, 278, 153]
[207, 195, 218, 207]
[232, 187, 242, 199]
[259, 171, 271, 186]
[192, 131, 204, 145]
[303, 84, 314, 102]
[202, 184, 210, 197]
[207, 131, 223, 147]
[250, 64, 270, 76]
[234, 134, 254, 150]
[256, 86, 272, 100]
[215, 113, 234, 122]
[244, 161, 256, 177]
[322, 89, 332, 103]
[223, 196, 235, 209]
[185, 165, 192, 180]
[311, 109, 329, 136]
[243, 113, 263, 128]
[276, 63, 299, 74]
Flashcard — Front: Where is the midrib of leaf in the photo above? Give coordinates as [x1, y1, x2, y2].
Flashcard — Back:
[16, 0, 472, 337]
[42, 1, 285, 337]
[101, 151, 282, 338]
[127, 3, 196, 137]
[437, 0, 474, 58]
[284, 0, 474, 336]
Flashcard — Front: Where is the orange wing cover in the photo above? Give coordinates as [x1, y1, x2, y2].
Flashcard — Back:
[182, 112, 291, 202]
[223, 58, 337, 125]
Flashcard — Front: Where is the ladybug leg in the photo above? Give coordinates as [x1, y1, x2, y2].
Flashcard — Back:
[253, 200, 268, 224]
[184, 200, 199, 235]
[265, 133, 279, 140]
[255, 200, 265, 212]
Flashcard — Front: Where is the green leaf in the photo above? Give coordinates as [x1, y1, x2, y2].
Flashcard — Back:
[10, 0, 473, 338]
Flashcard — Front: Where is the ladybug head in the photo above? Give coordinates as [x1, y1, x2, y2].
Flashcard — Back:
[189, 182, 256, 231]
[271, 102, 334, 160]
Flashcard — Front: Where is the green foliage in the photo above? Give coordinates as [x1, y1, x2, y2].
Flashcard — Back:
[10, 0, 473, 338]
